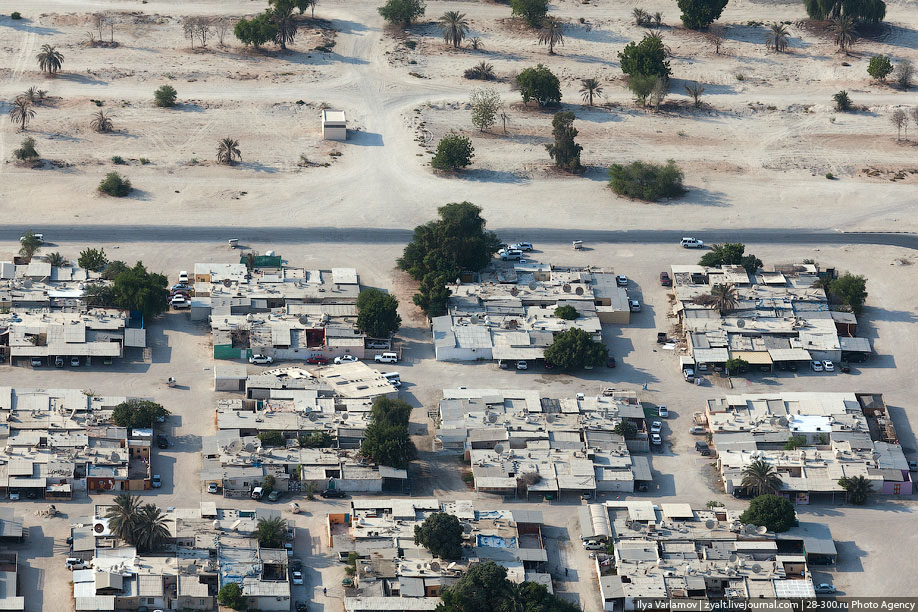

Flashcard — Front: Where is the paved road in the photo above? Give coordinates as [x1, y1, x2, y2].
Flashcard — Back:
[4, 225, 918, 248]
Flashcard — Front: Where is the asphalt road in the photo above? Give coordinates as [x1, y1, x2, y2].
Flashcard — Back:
[4, 225, 918, 249]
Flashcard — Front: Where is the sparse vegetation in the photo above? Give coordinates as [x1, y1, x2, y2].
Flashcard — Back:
[832, 15, 856, 55]
[867, 55, 893, 82]
[833, 90, 852, 111]
[678, 0, 729, 30]
[13, 136, 39, 161]
[378, 0, 426, 27]
[438, 11, 469, 49]
[579, 78, 603, 106]
[545, 111, 582, 173]
[431, 133, 475, 171]
[234, 12, 277, 48]
[685, 82, 705, 107]
[153, 85, 177, 107]
[510, 0, 549, 28]
[91, 110, 114, 133]
[766, 23, 789, 53]
[893, 60, 913, 89]
[516, 64, 561, 106]
[537, 16, 564, 55]
[8, 96, 35, 131]
[111, 155, 127, 165]
[36, 44, 64, 75]
[469, 87, 502, 132]
[11, 11, 22, 19]
[98, 172, 133, 197]
[464, 61, 495, 80]
[608, 160, 686, 201]
[216, 137, 242, 165]
[706, 24, 725, 54]
[890, 108, 907, 140]
[619, 34, 670, 79]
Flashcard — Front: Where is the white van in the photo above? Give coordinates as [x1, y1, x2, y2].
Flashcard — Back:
[500, 249, 523, 261]
[583, 541, 605, 551]
[383, 372, 401, 381]
[680, 237, 704, 249]
[178, 270, 189, 283]
[375, 353, 398, 364]
[251, 486, 263, 500]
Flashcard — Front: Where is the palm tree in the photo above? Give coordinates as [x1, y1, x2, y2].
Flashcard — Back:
[244, 251, 258, 271]
[832, 16, 856, 55]
[438, 11, 469, 49]
[741, 459, 783, 496]
[90, 110, 114, 133]
[255, 516, 286, 548]
[216, 138, 241, 165]
[9, 97, 35, 131]
[579, 78, 603, 106]
[105, 494, 142, 545]
[839, 475, 872, 505]
[37, 44, 65, 76]
[708, 283, 739, 315]
[18, 232, 43, 261]
[45, 252, 66, 267]
[272, 4, 298, 50]
[766, 23, 789, 53]
[134, 504, 171, 553]
[538, 16, 564, 55]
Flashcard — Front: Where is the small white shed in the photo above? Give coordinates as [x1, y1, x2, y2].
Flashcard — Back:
[322, 110, 347, 141]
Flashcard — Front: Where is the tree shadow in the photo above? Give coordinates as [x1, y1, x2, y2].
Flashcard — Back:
[563, 24, 628, 44]
[675, 186, 731, 207]
[459, 168, 531, 184]
[240, 161, 279, 173]
[175, 102, 206, 113]
[331, 19, 369, 35]
[0, 17, 63, 36]
[857, 23, 918, 50]
[57, 72, 108, 86]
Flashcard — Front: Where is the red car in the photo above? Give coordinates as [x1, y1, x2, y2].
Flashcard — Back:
[305, 356, 329, 365]
[659, 272, 672, 287]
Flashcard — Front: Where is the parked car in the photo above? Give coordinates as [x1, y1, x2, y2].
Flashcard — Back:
[70, 356, 80, 367]
[650, 421, 662, 434]
[151, 474, 162, 488]
[516, 360, 528, 370]
[9, 490, 20, 501]
[30, 357, 42, 367]
[499, 249, 523, 261]
[334, 355, 358, 364]
[249, 354, 274, 365]
[170, 295, 189, 309]
[657, 406, 669, 418]
[907, 460, 918, 472]
[583, 541, 605, 551]
[171, 283, 189, 291]
[607, 357, 616, 368]
[66, 558, 89, 570]
[811, 360, 824, 372]
[292, 570, 304, 585]
[55, 356, 64, 368]
[822, 360, 835, 372]
[305, 356, 329, 365]
[375, 352, 398, 363]
[683, 368, 695, 383]
[695, 441, 711, 456]
[178, 270, 189, 284]
[814, 584, 836, 595]
[650, 433, 663, 446]
[268, 490, 280, 502]
[207, 483, 219, 494]
[629, 299, 641, 312]
[157, 435, 169, 449]
[291, 558, 303, 571]
[21, 233, 44, 243]
[295, 602, 308, 612]
[657, 332, 668, 344]
[601, 388, 616, 397]
[839, 361, 851, 373]
[681, 237, 704, 249]
[659, 272, 672, 286]
[321, 489, 347, 499]
[366, 340, 389, 349]
[511, 242, 533, 252]
[689, 426, 705, 435]
[616, 275, 629, 287]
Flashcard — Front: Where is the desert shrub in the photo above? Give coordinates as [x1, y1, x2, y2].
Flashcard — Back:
[833, 90, 852, 111]
[510, 0, 549, 27]
[153, 85, 177, 108]
[469, 87, 501, 131]
[13, 137, 39, 161]
[234, 12, 277, 47]
[98, 172, 133, 197]
[515, 64, 561, 106]
[677, 0, 729, 29]
[608, 160, 686, 201]
[139, 157, 151, 165]
[628, 74, 659, 106]
[111, 155, 127, 165]
[618, 35, 670, 79]
[378, 0, 426, 26]
[431, 133, 474, 171]
[867, 55, 893, 81]
[464, 61, 495, 80]
[11, 11, 22, 19]
[893, 60, 913, 89]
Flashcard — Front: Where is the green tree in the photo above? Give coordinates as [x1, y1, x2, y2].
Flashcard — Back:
[112, 399, 170, 428]
[784, 435, 807, 450]
[516, 64, 561, 106]
[833, 90, 852, 111]
[359, 397, 417, 469]
[18, 231, 43, 261]
[234, 12, 278, 48]
[765, 23, 789, 52]
[153, 85, 177, 108]
[378, 0, 426, 26]
[685, 82, 705, 107]
[216, 137, 242, 165]
[828, 273, 867, 313]
[256, 515, 286, 548]
[628, 74, 657, 107]
[464, 61, 495, 80]
[45, 252, 66, 267]
[98, 172, 132, 197]
[803, 0, 885, 23]
[101, 260, 128, 281]
[13, 136, 39, 160]
[257, 431, 286, 447]
[269, 0, 298, 49]
[295, 0, 317, 17]
[431, 133, 475, 171]
[84, 284, 114, 307]
[619, 34, 670, 78]
[262, 474, 276, 495]
[738, 494, 797, 532]
[217, 582, 247, 610]
[398, 202, 502, 316]
[838, 475, 872, 504]
[579, 78, 603, 106]
[545, 111, 582, 173]
[109, 261, 170, 317]
[135, 504, 171, 553]
[725, 356, 749, 374]
[538, 16, 564, 55]
[356, 288, 402, 337]
[469, 87, 501, 132]
[438, 11, 469, 48]
[9, 97, 35, 131]
[105, 494, 142, 545]
[79, 247, 109, 272]
[832, 15, 856, 54]
[414, 512, 463, 559]
[614, 420, 638, 439]
[510, 0, 549, 27]
[91, 110, 114, 133]
[543, 328, 608, 370]
[867, 55, 893, 81]
[608, 160, 685, 201]
[36, 44, 64, 75]
[741, 459, 782, 496]
[698, 243, 762, 275]
[437, 561, 579, 612]
[677, 0, 729, 29]
[299, 431, 333, 448]
[554, 305, 578, 320]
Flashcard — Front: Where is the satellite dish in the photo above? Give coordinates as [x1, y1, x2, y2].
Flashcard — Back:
[110, 451, 120, 462]
[745, 524, 757, 533]
[462, 524, 473, 533]
[751, 563, 762, 574]
[562, 284, 571, 293]
[447, 562, 457, 571]
[244, 443, 256, 453]
[737, 320, 745, 328]
[227, 440, 242, 454]
[756, 525, 768, 535]
[488, 413, 498, 423]
[704, 519, 716, 529]
[94, 523, 105, 533]
[223, 279, 232, 287]
[493, 444, 504, 454]
[729, 554, 738, 563]
[778, 417, 788, 427]
[575, 287, 584, 295]
[510, 287, 519, 296]
[430, 562, 441, 572]
[528, 281, 537, 290]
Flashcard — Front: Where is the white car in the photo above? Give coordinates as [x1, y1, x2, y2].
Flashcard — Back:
[651, 433, 663, 445]
[823, 360, 835, 372]
[66, 558, 89, 570]
[170, 295, 190, 309]
[151, 474, 162, 488]
[629, 299, 641, 312]
[292, 570, 304, 585]
[657, 405, 669, 418]
[334, 355, 359, 364]
[681, 237, 704, 248]
[511, 242, 533, 252]
[814, 584, 836, 595]
[249, 354, 274, 365]
[20, 233, 44, 243]
[207, 483, 219, 494]
[650, 421, 662, 434]
[811, 360, 824, 372]
[499, 249, 523, 261]
[516, 360, 528, 370]
[375, 353, 398, 364]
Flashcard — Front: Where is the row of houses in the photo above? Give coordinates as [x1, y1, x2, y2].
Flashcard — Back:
[70, 503, 295, 611]
[432, 262, 631, 363]
[329, 498, 551, 612]
[435, 388, 653, 498]
[0, 387, 157, 499]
